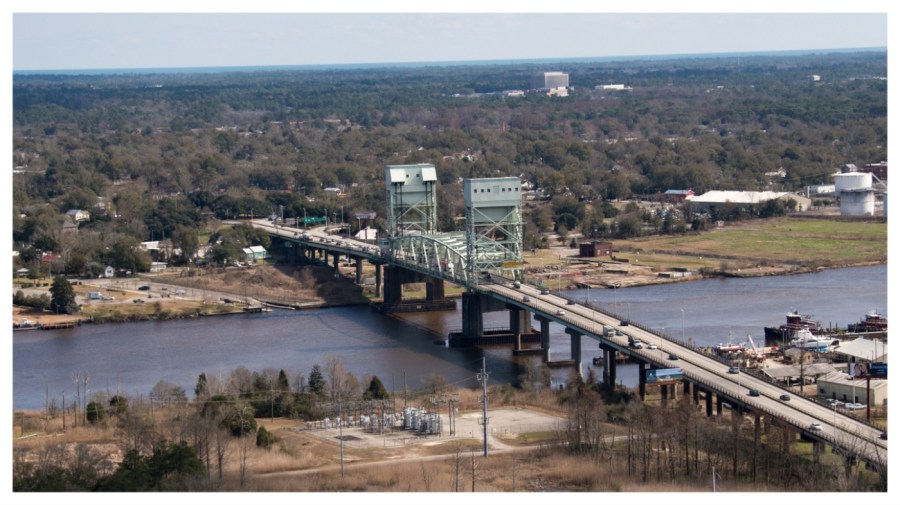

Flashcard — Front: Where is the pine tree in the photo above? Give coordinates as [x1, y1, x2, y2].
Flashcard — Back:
[308, 365, 326, 397]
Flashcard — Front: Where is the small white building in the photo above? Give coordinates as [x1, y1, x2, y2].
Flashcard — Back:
[104, 265, 115, 278]
[150, 261, 168, 273]
[66, 209, 91, 223]
[242, 245, 268, 262]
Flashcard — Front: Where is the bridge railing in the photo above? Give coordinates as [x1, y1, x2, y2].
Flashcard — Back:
[556, 292, 886, 433]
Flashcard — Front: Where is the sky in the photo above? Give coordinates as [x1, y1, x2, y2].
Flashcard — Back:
[7, 3, 891, 72]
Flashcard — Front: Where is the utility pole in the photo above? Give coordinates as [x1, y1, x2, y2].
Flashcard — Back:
[477, 356, 490, 457]
[339, 397, 344, 479]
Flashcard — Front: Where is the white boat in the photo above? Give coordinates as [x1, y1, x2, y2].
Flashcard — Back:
[789, 328, 835, 351]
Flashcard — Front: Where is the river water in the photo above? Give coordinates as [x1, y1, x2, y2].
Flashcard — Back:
[12, 265, 886, 411]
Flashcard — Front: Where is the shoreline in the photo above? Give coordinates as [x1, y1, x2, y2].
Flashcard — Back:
[13, 259, 885, 330]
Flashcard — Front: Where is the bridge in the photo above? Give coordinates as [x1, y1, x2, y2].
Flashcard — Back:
[251, 163, 887, 468]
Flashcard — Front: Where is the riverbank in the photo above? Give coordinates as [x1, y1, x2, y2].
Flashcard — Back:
[12, 215, 886, 328]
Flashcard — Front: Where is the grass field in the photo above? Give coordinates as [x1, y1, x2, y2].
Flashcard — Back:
[626, 217, 886, 265]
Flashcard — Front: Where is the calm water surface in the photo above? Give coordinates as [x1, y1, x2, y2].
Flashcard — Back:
[13, 265, 886, 410]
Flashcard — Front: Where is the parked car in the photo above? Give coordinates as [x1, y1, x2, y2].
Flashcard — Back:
[133, 298, 145, 303]
[138, 285, 150, 291]
[748, 389, 760, 397]
[809, 423, 823, 432]
[728, 366, 740, 374]
[175, 290, 186, 295]
[779, 394, 791, 401]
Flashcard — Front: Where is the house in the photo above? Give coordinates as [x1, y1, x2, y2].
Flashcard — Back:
[61, 220, 79, 235]
[104, 266, 115, 278]
[579, 241, 612, 257]
[242, 245, 268, 262]
[16, 267, 30, 278]
[66, 209, 91, 223]
[150, 261, 168, 273]
[663, 189, 694, 202]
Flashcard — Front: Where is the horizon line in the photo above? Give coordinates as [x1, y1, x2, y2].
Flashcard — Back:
[13, 46, 887, 75]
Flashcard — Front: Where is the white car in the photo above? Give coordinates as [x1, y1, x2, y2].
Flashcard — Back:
[175, 289, 186, 296]
[809, 423, 823, 432]
[647, 343, 658, 350]
[555, 309, 565, 316]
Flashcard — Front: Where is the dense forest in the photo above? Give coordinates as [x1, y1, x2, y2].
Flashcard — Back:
[12, 51, 887, 277]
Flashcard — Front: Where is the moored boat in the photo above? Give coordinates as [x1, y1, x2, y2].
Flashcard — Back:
[848, 309, 887, 332]
[789, 328, 838, 351]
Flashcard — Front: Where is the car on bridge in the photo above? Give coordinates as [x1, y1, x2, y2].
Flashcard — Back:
[540, 288, 550, 295]
[555, 309, 566, 316]
[647, 343, 658, 350]
[728, 366, 740, 374]
[668, 353, 678, 360]
[779, 394, 791, 401]
[522, 296, 531, 302]
[513, 281, 521, 289]
[748, 389, 760, 397]
[809, 423, 823, 432]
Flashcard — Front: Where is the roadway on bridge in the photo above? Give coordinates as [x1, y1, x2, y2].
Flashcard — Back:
[251, 219, 887, 465]
[482, 280, 887, 465]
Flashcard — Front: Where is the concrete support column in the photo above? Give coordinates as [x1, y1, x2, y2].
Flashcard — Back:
[383, 266, 403, 306]
[332, 252, 339, 271]
[426, 278, 445, 302]
[753, 412, 761, 482]
[661, 383, 668, 407]
[565, 328, 582, 379]
[461, 292, 484, 339]
[705, 389, 713, 417]
[609, 349, 618, 386]
[692, 382, 700, 405]
[510, 307, 523, 352]
[716, 394, 723, 416]
[374, 264, 382, 297]
[355, 259, 363, 284]
[537, 317, 551, 362]
[683, 380, 691, 397]
[638, 361, 646, 400]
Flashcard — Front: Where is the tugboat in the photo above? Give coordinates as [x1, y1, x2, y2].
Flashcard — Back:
[848, 309, 887, 332]
[764, 310, 821, 343]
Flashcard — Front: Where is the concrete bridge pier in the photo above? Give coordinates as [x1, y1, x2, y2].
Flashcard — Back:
[638, 361, 646, 400]
[683, 380, 691, 398]
[535, 316, 552, 362]
[705, 389, 714, 416]
[355, 259, 363, 284]
[598, 343, 618, 387]
[426, 278, 446, 302]
[508, 306, 531, 352]
[716, 394, 724, 416]
[332, 252, 340, 272]
[374, 264, 382, 297]
[564, 328, 583, 379]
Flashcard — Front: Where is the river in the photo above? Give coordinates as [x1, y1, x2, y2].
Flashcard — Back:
[12, 265, 886, 411]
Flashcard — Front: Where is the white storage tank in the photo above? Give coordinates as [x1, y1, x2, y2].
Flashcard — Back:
[840, 188, 876, 216]
[834, 171, 873, 192]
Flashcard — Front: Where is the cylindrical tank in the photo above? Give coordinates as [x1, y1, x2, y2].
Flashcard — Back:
[834, 172, 872, 192]
[840, 189, 875, 216]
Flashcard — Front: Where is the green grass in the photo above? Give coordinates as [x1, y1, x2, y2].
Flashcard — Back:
[627, 217, 886, 264]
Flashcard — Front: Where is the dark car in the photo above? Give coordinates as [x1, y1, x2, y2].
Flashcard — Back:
[748, 389, 760, 397]
[668, 353, 678, 361]
[880, 432, 887, 440]
[779, 394, 790, 401]
[620, 320, 630, 326]
[138, 285, 150, 291]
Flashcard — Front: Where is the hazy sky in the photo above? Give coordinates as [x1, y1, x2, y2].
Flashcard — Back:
[10, 9, 889, 72]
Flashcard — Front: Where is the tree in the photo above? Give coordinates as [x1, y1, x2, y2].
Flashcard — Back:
[85, 401, 106, 424]
[194, 373, 209, 400]
[364, 376, 389, 400]
[50, 275, 77, 314]
[109, 395, 129, 415]
[308, 364, 326, 397]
